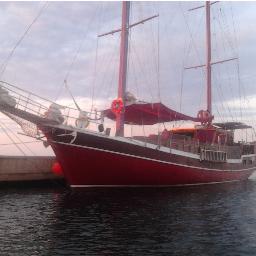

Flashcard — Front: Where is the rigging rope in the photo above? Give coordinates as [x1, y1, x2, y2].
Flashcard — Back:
[156, 4, 161, 103]
[129, 41, 154, 103]
[179, 45, 186, 112]
[129, 49, 140, 99]
[91, 3, 103, 112]
[126, 1, 132, 99]
[0, 123, 26, 155]
[211, 7, 236, 122]
[180, 3, 206, 112]
[0, 141, 41, 146]
[216, 5, 243, 124]
[156, 4, 161, 141]
[0, 2, 49, 79]
[230, 3, 256, 139]
[54, 4, 100, 102]
[94, 36, 120, 109]
[180, 3, 205, 73]
[0, 121, 36, 155]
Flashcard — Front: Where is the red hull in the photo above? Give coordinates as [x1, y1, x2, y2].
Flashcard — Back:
[51, 141, 255, 187]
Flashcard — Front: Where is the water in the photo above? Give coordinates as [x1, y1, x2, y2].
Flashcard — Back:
[1, 179, 256, 256]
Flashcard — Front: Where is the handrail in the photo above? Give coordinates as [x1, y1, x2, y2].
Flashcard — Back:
[0, 80, 78, 111]
[0, 81, 99, 125]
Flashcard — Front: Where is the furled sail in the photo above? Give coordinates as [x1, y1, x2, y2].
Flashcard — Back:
[103, 102, 200, 125]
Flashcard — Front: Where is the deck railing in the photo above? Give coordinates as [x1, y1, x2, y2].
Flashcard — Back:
[0, 81, 102, 128]
[132, 132, 255, 160]
[1, 81, 254, 160]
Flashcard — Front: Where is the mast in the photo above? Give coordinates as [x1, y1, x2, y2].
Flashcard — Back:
[99, 2, 157, 135]
[116, 1, 130, 136]
[186, 2, 237, 123]
[206, 1, 212, 117]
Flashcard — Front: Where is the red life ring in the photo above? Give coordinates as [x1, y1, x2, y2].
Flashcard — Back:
[111, 98, 124, 114]
[197, 110, 210, 123]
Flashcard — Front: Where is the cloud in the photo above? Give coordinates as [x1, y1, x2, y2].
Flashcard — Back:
[0, 1, 256, 155]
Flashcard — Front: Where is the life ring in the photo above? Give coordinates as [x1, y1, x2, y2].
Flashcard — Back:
[111, 98, 124, 115]
[75, 112, 89, 128]
[197, 110, 210, 123]
[75, 118, 89, 128]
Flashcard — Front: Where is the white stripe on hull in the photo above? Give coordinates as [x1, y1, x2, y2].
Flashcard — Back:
[70, 179, 243, 188]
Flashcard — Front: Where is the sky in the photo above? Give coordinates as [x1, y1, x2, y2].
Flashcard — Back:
[0, 1, 256, 156]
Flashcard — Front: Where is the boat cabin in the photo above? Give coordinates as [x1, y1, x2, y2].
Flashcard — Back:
[170, 125, 233, 145]
[132, 122, 255, 160]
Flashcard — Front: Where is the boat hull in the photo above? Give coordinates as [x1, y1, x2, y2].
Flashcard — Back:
[45, 127, 256, 187]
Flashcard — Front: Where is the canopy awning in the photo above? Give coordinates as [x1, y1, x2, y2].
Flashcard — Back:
[213, 122, 252, 130]
[103, 102, 200, 125]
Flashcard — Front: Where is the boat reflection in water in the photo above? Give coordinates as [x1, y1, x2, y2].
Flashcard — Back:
[46, 180, 256, 255]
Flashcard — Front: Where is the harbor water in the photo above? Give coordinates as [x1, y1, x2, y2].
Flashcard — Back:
[1, 177, 256, 255]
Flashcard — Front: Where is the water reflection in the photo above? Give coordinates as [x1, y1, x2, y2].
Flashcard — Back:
[48, 181, 256, 255]
[1, 181, 256, 255]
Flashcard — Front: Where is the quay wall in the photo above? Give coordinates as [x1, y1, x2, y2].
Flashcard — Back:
[0, 156, 60, 182]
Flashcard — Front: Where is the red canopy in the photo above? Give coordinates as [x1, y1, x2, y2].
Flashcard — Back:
[103, 102, 200, 125]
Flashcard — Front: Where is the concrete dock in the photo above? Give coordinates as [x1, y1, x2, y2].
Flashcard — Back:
[0, 155, 62, 182]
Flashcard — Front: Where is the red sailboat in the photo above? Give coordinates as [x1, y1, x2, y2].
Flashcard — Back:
[0, 2, 255, 188]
